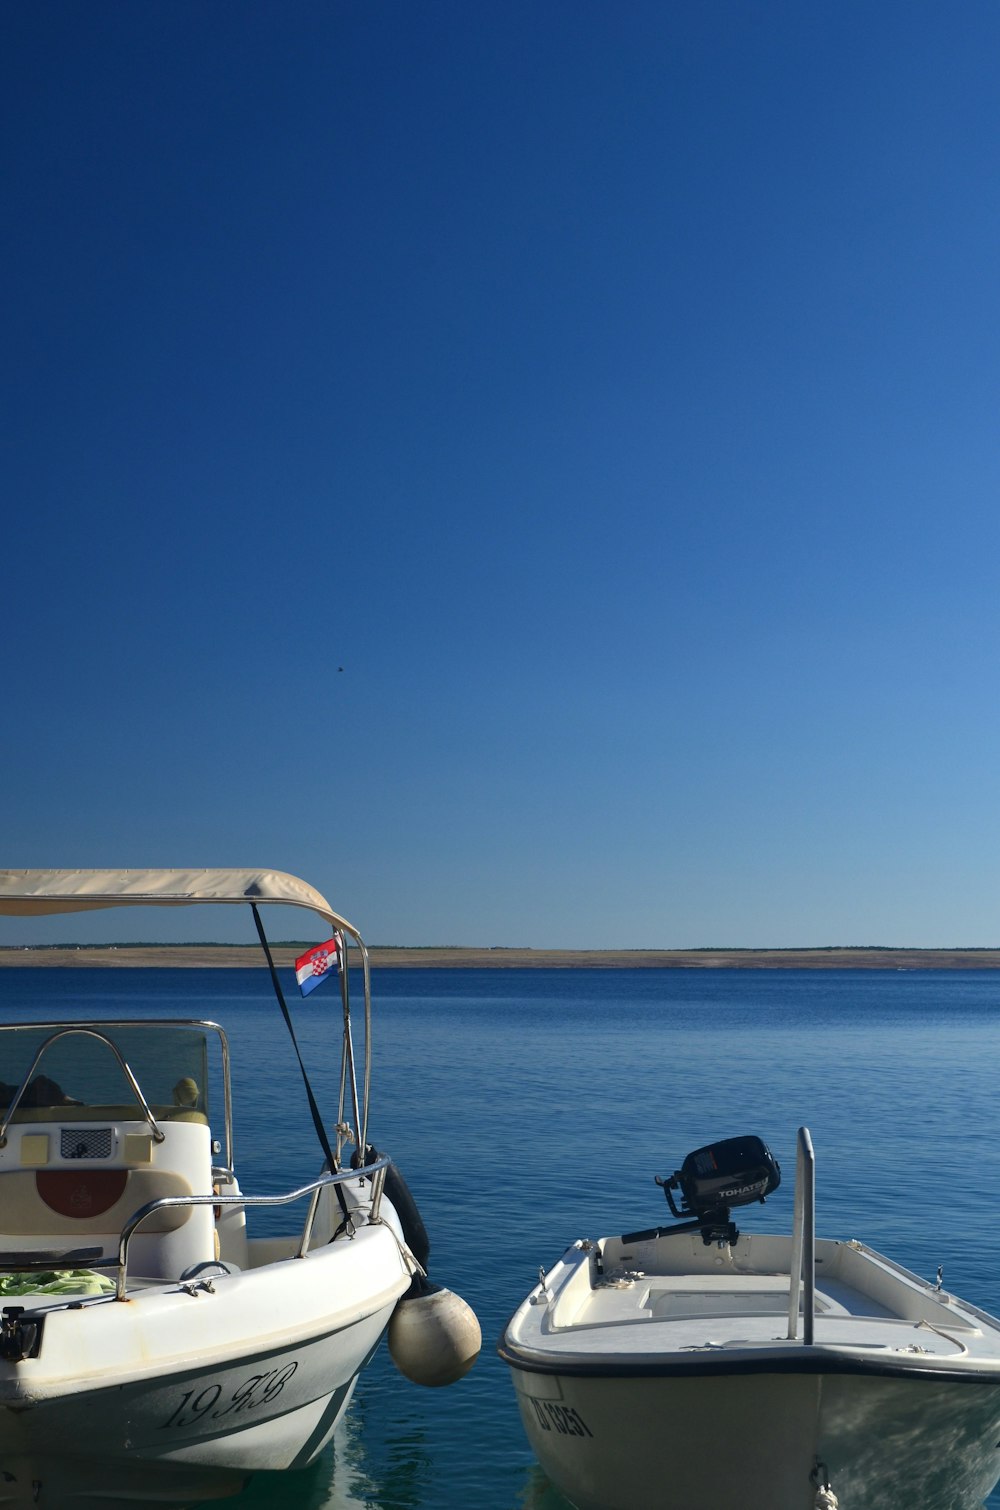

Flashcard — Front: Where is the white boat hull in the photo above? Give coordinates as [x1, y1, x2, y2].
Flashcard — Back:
[502, 1228, 1000, 1510]
[0, 1222, 410, 1509]
[510, 1364, 1000, 1510]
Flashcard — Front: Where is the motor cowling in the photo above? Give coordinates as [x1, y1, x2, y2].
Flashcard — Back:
[658, 1134, 781, 1244]
[671, 1135, 781, 1218]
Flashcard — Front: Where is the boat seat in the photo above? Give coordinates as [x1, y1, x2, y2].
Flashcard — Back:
[0, 1114, 218, 1281]
[0, 1168, 195, 1231]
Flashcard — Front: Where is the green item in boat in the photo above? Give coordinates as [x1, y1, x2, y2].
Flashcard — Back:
[0, 1269, 115, 1297]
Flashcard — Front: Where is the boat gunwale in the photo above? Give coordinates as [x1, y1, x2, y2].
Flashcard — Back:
[497, 1331, 1000, 1383]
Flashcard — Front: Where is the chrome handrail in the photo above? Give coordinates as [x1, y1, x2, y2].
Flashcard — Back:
[787, 1125, 815, 1344]
[113, 1156, 392, 1299]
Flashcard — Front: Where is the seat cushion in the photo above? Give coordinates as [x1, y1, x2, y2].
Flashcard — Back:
[0, 1168, 193, 1235]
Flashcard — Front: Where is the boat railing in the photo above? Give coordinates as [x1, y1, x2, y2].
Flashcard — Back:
[786, 1125, 815, 1344]
[108, 1156, 392, 1299]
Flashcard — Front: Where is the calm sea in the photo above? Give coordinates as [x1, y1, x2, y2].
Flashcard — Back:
[3, 966, 1000, 1509]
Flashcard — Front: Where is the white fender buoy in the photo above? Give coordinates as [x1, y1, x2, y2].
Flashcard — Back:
[388, 1278, 481, 1387]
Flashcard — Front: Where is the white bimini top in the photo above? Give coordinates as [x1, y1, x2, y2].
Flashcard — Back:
[0, 868, 355, 939]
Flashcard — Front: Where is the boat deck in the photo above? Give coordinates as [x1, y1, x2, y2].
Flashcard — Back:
[507, 1231, 1000, 1369]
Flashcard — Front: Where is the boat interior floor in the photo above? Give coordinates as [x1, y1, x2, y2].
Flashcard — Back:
[533, 1233, 1000, 1363]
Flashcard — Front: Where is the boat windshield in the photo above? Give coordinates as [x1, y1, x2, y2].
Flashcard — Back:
[0, 1023, 211, 1121]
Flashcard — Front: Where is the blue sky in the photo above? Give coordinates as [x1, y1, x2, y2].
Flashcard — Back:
[4, 2, 1000, 947]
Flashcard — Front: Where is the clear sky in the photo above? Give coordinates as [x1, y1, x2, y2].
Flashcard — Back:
[4, 2, 1000, 947]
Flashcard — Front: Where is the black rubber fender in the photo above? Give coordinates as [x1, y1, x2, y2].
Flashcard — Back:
[351, 1144, 430, 1272]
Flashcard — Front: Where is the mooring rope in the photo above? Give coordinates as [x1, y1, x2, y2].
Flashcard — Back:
[811, 1460, 839, 1508]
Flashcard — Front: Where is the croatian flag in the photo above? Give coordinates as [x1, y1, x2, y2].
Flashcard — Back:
[294, 938, 340, 997]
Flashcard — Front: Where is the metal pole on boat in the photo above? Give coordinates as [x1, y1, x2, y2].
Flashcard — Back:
[338, 932, 364, 1155]
[357, 939, 372, 1156]
[787, 1126, 816, 1344]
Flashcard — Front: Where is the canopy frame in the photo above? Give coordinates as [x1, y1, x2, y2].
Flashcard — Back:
[0, 869, 373, 1175]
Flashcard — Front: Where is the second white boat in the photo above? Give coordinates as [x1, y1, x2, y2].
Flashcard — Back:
[500, 1130, 1000, 1510]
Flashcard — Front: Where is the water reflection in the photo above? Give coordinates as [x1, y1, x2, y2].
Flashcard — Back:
[208, 1408, 570, 1510]
[217, 1413, 385, 1508]
[217, 1404, 436, 1510]
[516, 1465, 573, 1509]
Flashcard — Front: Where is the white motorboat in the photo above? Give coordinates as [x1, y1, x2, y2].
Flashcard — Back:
[500, 1130, 1000, 1510]
[0, 868, 480, 1510]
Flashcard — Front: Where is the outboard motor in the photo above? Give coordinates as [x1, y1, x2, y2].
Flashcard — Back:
[657, 1134, 781, 1246]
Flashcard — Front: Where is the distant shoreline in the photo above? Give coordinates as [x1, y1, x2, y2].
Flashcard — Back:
[3, 946, 1000, 970]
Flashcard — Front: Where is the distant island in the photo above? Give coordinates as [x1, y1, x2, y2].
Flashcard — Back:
[3, 945, 1000, 970]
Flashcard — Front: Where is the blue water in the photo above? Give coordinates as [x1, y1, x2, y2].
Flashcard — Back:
[3, 966, 1000, 1508]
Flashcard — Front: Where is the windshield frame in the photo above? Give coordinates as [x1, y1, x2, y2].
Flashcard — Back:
[0, 1018, 234, 1174]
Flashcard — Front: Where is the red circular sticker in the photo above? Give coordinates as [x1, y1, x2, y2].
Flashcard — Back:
[36, 1169, 128, 1218]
